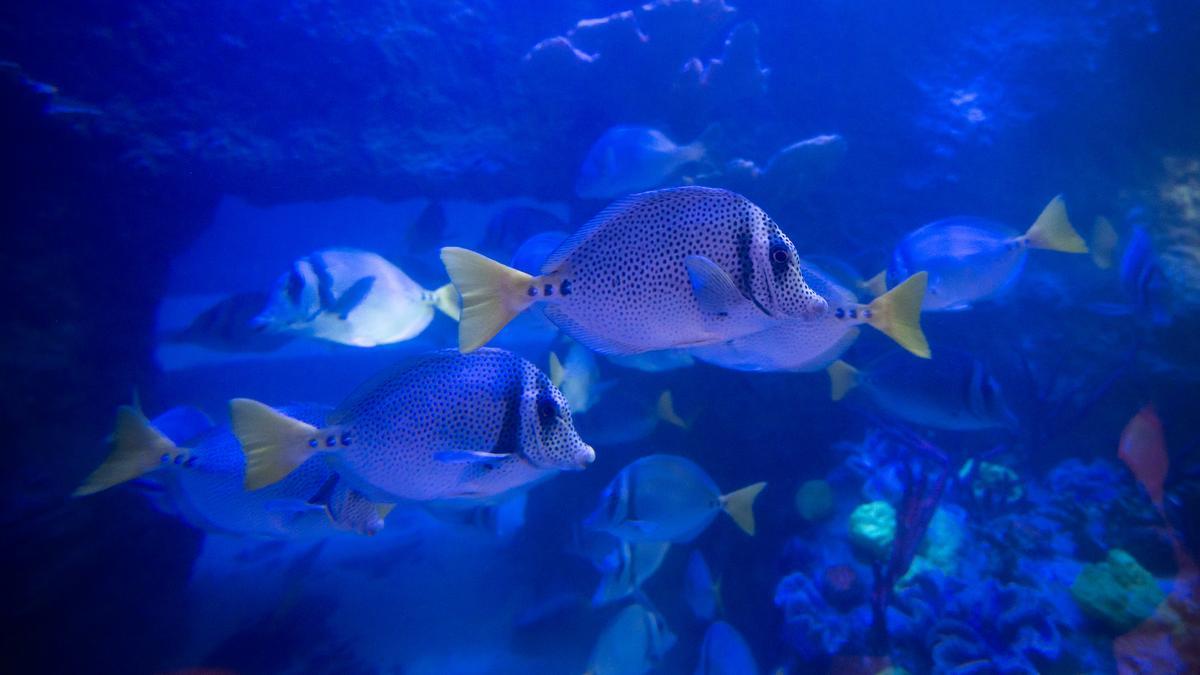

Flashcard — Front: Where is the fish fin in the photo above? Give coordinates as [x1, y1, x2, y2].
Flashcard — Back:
[430, 283, 461, 321]
[74, 406, 177, 496]
[330, 276, 375, 319]
[684, 255, 745, 316]
[656, 390, 689, 429]
[864, 271, 930, 358]
[1024, 195, 1087, 253]
[1091, 216, 1119, 269]
[863, 269, 888, 298]
[433, 450, 509, 464]
[827, 360, 860, 401]
[440, 247, 535, 353]
[549, 351, 566, 387]
[229, 398, 321, 490]
[721, 481, 766, 535]
[377, 503, 396, 519]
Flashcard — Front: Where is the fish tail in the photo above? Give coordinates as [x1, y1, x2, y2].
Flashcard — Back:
[1090, 216, 1119, 269]
[74, 406, 177, 496]
[430, 282, 462, 321]
[440, 247, 536, 353]
[862, 269, 888, 298]
[864, 271, 931, 358]
[1024, 195, 1087, 253]
[549, 351, 566, 387]
[230, 398, 322, 490]
[721, 481, 766, 535]
[656, 390, 689, 429]
[826, 360, 860, 401]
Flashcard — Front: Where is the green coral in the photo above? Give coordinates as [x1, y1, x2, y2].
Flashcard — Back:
[971, 461, 1023, 504]
[795, 479, 835, 521]
[1070, 549, 1166, 632]
[849, 501, 895, 560]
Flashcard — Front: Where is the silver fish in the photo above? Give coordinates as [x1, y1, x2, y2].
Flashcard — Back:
[231, 348, 595, 502]
[585, 454, 765, 543]
[576, 126, 705, 200]
[442, 187, 827, 355]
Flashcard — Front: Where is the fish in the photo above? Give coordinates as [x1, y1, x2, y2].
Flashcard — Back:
[576, 125, 706, 200]
[425, 490, 529, 538]
[441, 186, 828, 355]
[574, 390, 690, 447]
[592, 538, 672, 606]
[230, 348, 596, 502]
[761, 134, 847, 185]
[694, 621, 759, 675]
[74, 403, 363, 538]
[164, 291, 294, 353]
[482, 206, 569, 257]
[255, 248, 459, 347]
[549, 340, 615, 414]
[1118, 404, 1168, 516]
[826, 350, 1018, 431]
[690, 262, 930, 372]
[585, 454, 765, 543]
[510, 230, 570, 276]
[685, 550, 721, 621]
[404, 200, 448, 255]
[883, 195, 1087, 311]
[585, 603, 677, 675]
[1090, 215, 1120, 270]
[606, 349, 697, 372]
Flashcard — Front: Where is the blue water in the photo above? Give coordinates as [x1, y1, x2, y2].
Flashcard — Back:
[4, 1, 1199, 674]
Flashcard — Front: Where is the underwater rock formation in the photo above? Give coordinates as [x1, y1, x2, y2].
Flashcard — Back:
[930, 579, 1063, 674]
[1153, 156, 1200, 314]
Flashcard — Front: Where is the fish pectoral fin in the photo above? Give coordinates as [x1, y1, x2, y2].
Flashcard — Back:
[684, 255, 746, 316]
[330, 276, 376, 319]
[433, 450, 510, 465]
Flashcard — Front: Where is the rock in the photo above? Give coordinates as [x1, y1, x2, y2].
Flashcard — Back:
[1071, 549, 1166, 633]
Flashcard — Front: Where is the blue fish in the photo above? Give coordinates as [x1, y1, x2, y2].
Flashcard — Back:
[694, 621, 758, 675]
[165, 291, 293, 353]
[884, 196, 1087, 311]
[685, 550, 721, 621]
[576, 126, 706, 199]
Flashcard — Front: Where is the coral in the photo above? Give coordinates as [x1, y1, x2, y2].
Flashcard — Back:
[849, 501, 895, 561]
[775, 571, 867, 660]
[795, 479, 835, 521]
[1070, 549, 1166, 633]
[820, 564, 865, 611]
[970, 461, 1023, 506]
[930, 579, 1063, 674]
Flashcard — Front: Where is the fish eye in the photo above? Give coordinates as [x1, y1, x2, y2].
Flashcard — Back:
[770, 244, 790, 266]
[537, 396, 557, 421]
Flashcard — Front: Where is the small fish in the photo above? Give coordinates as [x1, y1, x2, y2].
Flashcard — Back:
[574, 390, 690, 447]
[586, 603, 677, 675]
[510, 231, 570, 275]
[230, 348, 595, 502]
[761, 134, 847, 185]
[1118, 404, 1168, 516]
[685, 550, 721, 621]
[883, 196, 1087, 311]
[694, 621, 759, 675]
[592, 539, 672, 606]
[606, 349, 696, 372]
[442, 187, 827, 355]
[256, 248, 459, 347]
[550, 341, 615, 414]
[165, 291, 294, 353]
[691, 262, 930, 372]
[482, 206, 569, 257]
[576, 126, 706, 200]
[827, 350, 1017, 431]
[586, 455, 765, 542]
[426, 490, 529, 539]
[75, 404, 353, 538]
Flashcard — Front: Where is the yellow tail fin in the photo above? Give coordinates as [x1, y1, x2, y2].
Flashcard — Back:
[441, 247, 536, 353]
[549, 351, 566, 387]
[230, 398, 322, 490]
[721, 482, 766, 535]
[74, 406, 177, 496]
[1090, 216, 1119, 269]
[1025, 195, 1087, 253]
[431, 283, 462, 321]
[656, 390, 689, 429]
[864, 271, 930, 358]
[862, 269, 888, 298]
[827, 360, 860, 401]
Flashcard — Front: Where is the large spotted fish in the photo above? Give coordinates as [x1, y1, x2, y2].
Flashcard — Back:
[691, 260, 930, 372]
[441, 187, 828, 355]
[231, 348, 594, 502]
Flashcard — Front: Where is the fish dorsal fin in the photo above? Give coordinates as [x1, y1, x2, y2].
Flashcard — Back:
[684, 255, 745, 316]
[329, 276, 376, 319]
[541, 191, 656, 273]
[863, 269, 888, 298]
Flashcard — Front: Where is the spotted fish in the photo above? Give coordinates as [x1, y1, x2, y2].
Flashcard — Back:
[691, 259, 930, 372]
[441, 187, 828, 355]
[230, 348, 595, 502]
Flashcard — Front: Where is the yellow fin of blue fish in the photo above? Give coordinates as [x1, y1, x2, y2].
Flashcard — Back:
[721, 481, 766, 535]
[230, 398, 322, 490]
[440, 247, 535, 353]
[827, 360, 861, 401]
[431, 282, 462, 321]
[864, 271, 931, 358]
[74, 406, 177, 496]
[1024, 195, 1087, 253]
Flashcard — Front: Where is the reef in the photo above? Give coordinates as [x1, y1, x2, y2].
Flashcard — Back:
[1071, 549, 1166, 633]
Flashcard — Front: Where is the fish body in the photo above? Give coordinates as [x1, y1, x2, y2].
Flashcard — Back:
[827, 351, 1017, 431]
[692, 261, 929, 371]
[685, 550, 720, 621]
[550, 340, 613, 414]
[586, 454, 765, 543]
[256, 248, 458, 347]
[165, 291, 293, 353]
[232, 348, 595, 503]
[586, 603, 677, 675]
[885, 197, 1086, 311]
[442, 187, 827, 355]
[694, 621, 759, 675]
[576, 126, 705, 200]
[1118, 404, 1167, 514]
[592, 539, 672, 606]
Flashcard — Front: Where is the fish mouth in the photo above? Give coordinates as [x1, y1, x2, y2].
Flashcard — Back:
[801, 294, 829, 319]
[571, 443, 596, 470]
